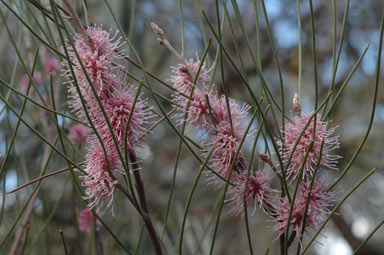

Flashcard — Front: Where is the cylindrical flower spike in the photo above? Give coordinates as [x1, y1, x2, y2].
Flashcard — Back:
[62, 26, 125, 119]
[81, 140, 122, 214]
[62, 26, 152, 214]
[277, 113, 341, 180]
[228, 170, 275, 216]
[93, 85, 153, 150]
[169, 56, 254, 189]
[270, 178, 336, 241]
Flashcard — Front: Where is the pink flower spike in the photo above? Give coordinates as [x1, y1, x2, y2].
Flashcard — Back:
[299, 178, 336, 219]
[63, 26, 125, 118]
[277, 113, 341, 180]
[270, 198, 308, 241]
[169, 57, 211, 94]
[68, 123, 89, 147]
[270, 179, 336, 241]
[81, 141, 122, 214]
[94, 85, 153, 150]
[78, 208, 102, 233]
[229, 171, 274, 216]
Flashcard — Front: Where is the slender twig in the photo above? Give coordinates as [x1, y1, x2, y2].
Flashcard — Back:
[133, 107, 177, 145]
[301, 168, 377, 254]
[128, 150, 162, 255]
[59, 229, 69, 255]
[257, 151, 285, 198]
[7, 163, 85, 194]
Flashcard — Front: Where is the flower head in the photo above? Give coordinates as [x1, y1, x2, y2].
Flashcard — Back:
[277, 113, 340, 180]
[68, 124, 89, 147]
[63, 26, 124, 118]
[92, 85, 153, 150]
[299, 178, 336, 219]
[210, 95, 253, 140]
[169, 58, 210, 94]
[270, 197, 310, 240]
[78, 208, 101, 232]
[204, 126, 240, 187]
[229, 171, 274, 215]
[270, 178, 335, 241]
[81, 140, 122, 214]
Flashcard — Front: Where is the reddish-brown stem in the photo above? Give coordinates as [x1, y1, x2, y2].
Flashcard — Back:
[133, 107, 177, 144]
[128, 149, 162, 255]
[257, 151, 286, 198]
[115, 183, 141, 213]
[280, 234, 286, 255]
[121, 55, 189, 98]
[62, 0, 88, 38]
[10, 185, 41, 255]
[7, 162, 85, 194]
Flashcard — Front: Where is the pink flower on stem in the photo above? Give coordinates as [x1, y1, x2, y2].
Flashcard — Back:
[270, 197, 310, 240]
[203, 97, 253, 187]
[81, 140, 122, 214]
[94, 85, 153, 150]
[210, 95, 253, 140]
[270, 178, 335, 241]
[203, 120, 246, 187]
[62, 26, 154, 214]
[299, 178, 336, 221]
[277, 113, 340, 180]
[19, 72, 42, 94]
[78, 208, 102, 233]
[229, 171, 274, 215]
[169, 57, 255, 189]
[68, 123, 89, 147]
[63, 26, 124, 118]
[169, 58, 210, 94]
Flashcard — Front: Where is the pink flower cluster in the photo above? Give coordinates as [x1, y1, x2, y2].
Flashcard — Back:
[270, 179, 336, 241]
[229, 171, 274, 216]
[169, 58, 271, 211]
[170, 59, 249, 182]
[270, 110, 340, 240]
[169, 56, 340, 243]
[63, 27, 152, 213]
[277, 113, 341, 180]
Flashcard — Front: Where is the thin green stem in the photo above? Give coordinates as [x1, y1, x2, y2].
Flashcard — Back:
[178, 146, 215, 254]
[209, 107, 259, 253]
[283, 141, 314, 253]
[327, 11, 383, 191]
[353, 219, 384, 254]
[301, 168, 377, 254]
[296, 0, 303, 104]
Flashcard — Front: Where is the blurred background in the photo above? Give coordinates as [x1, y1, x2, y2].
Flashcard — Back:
[0, 0, 383, 254]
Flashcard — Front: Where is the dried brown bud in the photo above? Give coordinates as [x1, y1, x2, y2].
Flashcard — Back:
[293, 92, 301, 116]
[151, 22, 164, 38]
